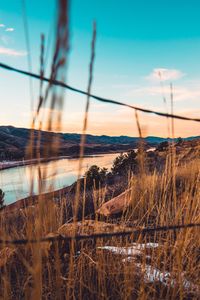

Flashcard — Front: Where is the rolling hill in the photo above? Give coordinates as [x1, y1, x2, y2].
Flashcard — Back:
[0, 125, 199, 160]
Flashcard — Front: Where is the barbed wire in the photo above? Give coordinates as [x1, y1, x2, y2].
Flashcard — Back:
[0, 62, 200, 246]
[1, 62, 200, 123]
[0, 222, 200, 245]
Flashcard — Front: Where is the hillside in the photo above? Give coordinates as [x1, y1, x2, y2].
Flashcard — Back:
[0, 125, 199, 160]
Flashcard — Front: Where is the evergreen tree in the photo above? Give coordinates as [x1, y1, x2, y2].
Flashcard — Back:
[0, 189, 5, 210]
[177, 137, 183, 145]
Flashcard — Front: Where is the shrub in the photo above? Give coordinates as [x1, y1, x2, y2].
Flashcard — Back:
[156, 141, 169, 152]
[0, 189, 5, 210]
[85, 165, 108, 189]
[111, 150, 137, 176]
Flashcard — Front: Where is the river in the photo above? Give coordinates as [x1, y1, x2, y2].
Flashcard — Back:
[0, 153, 120, 205]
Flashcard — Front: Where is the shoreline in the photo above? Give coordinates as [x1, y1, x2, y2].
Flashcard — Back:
[0, 156, 70, 171]
[0, 150, 124, 171]
[3, 184, 72, 213]
[1, 148, 157, 209]
[0, 151, 127, 209]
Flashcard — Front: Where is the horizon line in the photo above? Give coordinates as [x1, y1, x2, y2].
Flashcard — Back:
[0, 124, 199, 140]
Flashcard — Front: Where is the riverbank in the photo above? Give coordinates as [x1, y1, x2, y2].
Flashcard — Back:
[1, 148, 199, 300]
[3, 184, 71, 213]
[0, 152, 122, 204]
[0, 150, 125, 171]
[0, 156, 69, 171]
[2, 142, 197, 210]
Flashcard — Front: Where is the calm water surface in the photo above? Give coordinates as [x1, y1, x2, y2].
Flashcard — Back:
[0, 153, 119, 204]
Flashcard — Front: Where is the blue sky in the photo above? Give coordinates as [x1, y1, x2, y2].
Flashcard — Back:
[0, 0, 200, 137]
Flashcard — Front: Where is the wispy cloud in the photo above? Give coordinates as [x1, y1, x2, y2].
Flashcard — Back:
[12, 103, 200, 138]
[123, 78, 200, 104]
[147, 85, 200, 102]
[0, 46, 27, 57]
[5, 27, 14, 32]
[0, 24, 5, 28]
[146, 68, 185, 82]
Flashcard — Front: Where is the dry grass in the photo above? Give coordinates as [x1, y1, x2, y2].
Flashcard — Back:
[0, 148, 199, 299]
[0, 1, 200, 299]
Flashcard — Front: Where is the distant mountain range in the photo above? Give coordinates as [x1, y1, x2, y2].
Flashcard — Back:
[0, 125, 199, 160]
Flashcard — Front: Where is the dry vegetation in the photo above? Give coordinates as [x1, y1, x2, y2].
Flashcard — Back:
[0, 0, 200, 299]
[0, 147, 200, 299]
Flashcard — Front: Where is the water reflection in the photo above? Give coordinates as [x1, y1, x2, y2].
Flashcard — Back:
[0, 153, 119, 204]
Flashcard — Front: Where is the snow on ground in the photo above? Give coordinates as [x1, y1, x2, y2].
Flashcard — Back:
[98, 242, 199, 293]
[98, 243, 159, 256]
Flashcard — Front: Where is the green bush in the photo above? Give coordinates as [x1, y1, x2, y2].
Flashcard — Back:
[111, 150, 137, 176]
[85, 165, 108, 189]
[0, 189, 5, 210]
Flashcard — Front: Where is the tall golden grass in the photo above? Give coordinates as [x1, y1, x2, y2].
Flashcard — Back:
[0, 0, 200, 299]
[0, 151, 199, 299]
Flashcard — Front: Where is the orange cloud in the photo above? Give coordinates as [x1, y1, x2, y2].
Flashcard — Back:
[60, 106, 200, 138]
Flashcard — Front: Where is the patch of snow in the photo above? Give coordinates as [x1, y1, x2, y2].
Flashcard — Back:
[98, 242, 199, 293]
[98, 242, 159, 257]
[132, 242, 159, 249]
[138, 263, 199, 291]
[98, 246, 142, 256]
[146, 147, 156, 152]
[138, 263, 173, 285]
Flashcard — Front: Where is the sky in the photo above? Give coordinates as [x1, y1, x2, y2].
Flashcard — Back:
[0, 0, 200, 137]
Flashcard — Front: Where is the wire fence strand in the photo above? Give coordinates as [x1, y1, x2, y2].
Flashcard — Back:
[1, 62, 200, 123]
[0, 222, 200, 245]
[0, 61, 200, 247]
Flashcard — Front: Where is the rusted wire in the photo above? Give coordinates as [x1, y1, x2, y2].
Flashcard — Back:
[1, 62, 200, 123]
[0, 222, 200, 245]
